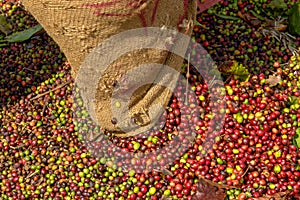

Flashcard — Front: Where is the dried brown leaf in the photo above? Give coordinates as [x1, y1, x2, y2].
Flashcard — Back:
[253, 191, 290, 200]
[199, 176, 237, 190]
[265, 75, 281, 87]
[274, 23, 287, 31]
[191, 177, 237, 200]
[160, 195, 172, 200]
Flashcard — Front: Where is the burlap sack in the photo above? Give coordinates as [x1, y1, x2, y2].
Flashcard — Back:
[21, 0, 197, 136]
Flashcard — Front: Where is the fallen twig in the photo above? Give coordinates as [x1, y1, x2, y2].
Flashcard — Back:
[25, 170, 39, 180]
[185, 53, 191, 105]
[242, 166, 250, 178]
[30, 80, 72, 101]
[41, 96, 49, 116]
[21, 67, 35, 72]
[154, 168, 174, 177]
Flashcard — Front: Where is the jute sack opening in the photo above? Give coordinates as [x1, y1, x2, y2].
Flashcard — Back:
[21, 0, 197, 137]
